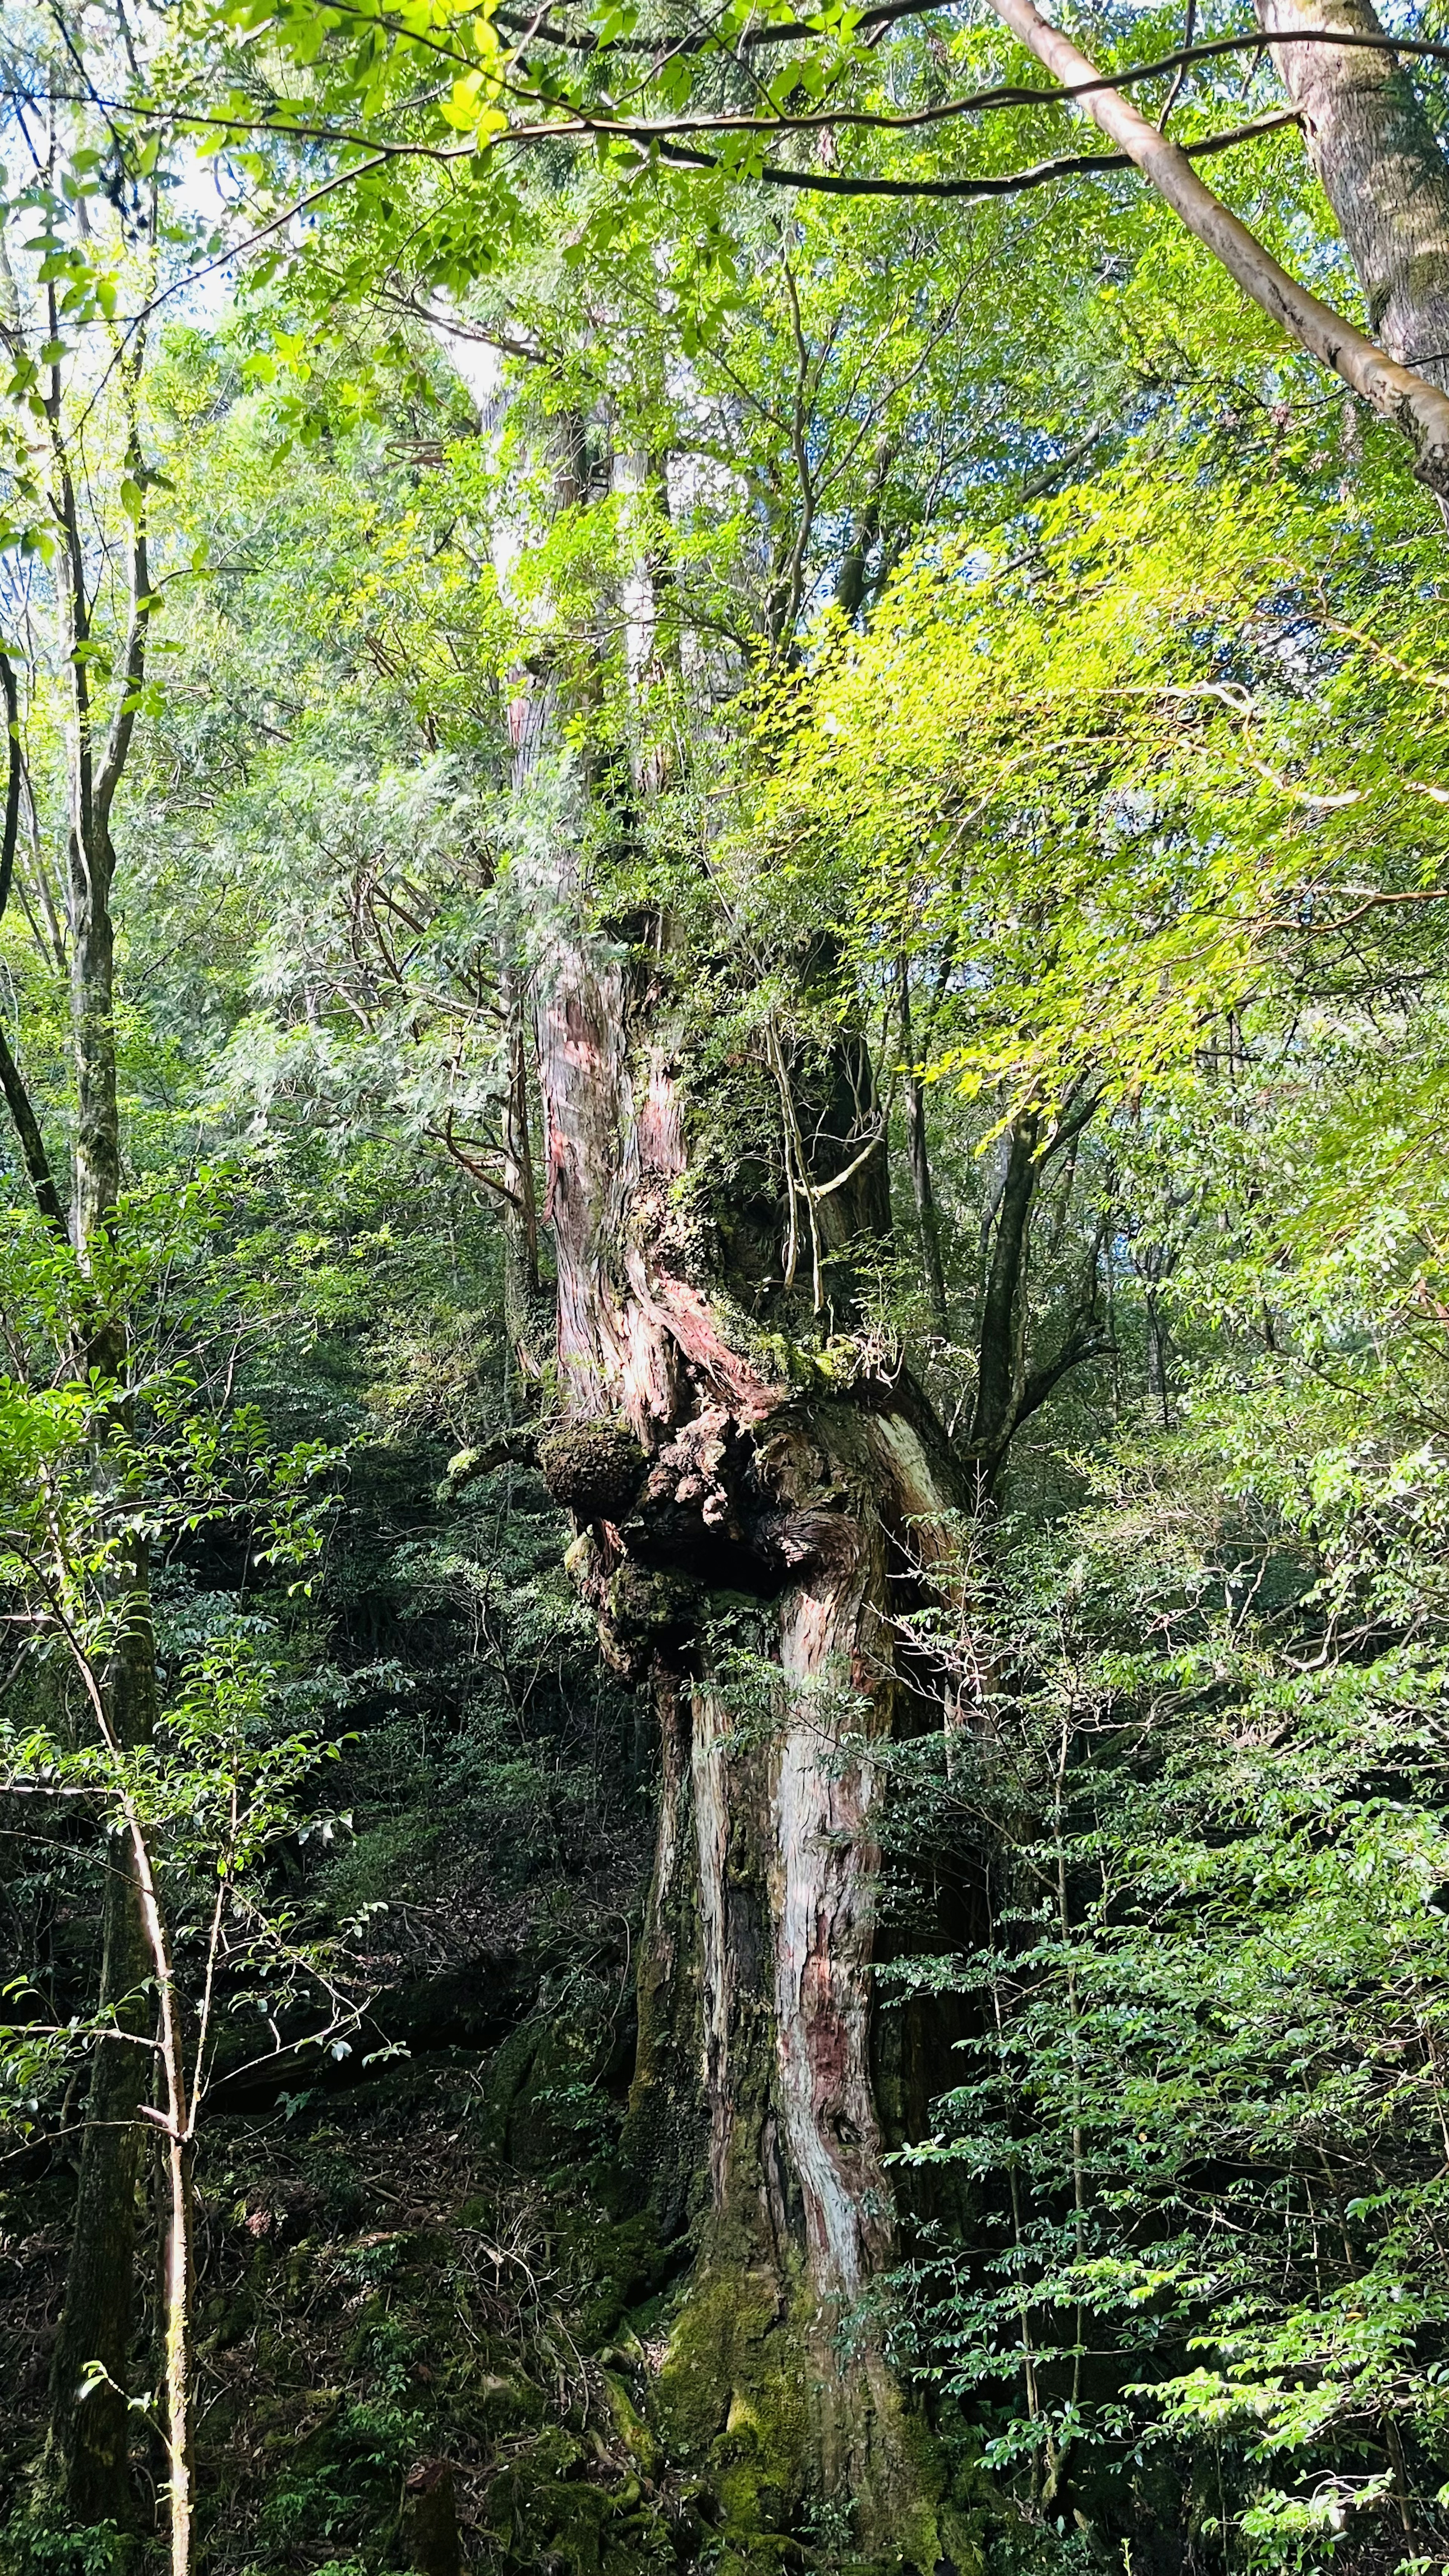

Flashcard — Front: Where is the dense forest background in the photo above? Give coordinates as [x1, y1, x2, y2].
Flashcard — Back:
[2, 0, 1449, 2571]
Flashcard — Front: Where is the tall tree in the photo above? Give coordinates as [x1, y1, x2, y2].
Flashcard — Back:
[1255, 0, 1449, 385]
[451, 314, 1106, 2546]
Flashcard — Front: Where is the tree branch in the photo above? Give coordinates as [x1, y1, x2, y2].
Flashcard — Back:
[0, 650, 19, 928]
[979, 0, 1449, 495]
[652, 109, 1300, 200]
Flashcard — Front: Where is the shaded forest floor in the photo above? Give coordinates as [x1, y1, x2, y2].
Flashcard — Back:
[0, 1433, 716, 2576]
[2, 2042, 705, 2576]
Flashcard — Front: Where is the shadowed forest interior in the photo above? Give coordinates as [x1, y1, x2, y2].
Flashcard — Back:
[2, 0, 1449, 2569]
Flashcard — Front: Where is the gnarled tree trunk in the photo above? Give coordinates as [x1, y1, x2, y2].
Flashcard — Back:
[482, 357, 1094, 2569]
[526, 864, 966, 2564]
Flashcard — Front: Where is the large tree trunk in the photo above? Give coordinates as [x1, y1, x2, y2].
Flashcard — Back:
[527, 849, 966, 2562]
[1255, 0, 1449, 386]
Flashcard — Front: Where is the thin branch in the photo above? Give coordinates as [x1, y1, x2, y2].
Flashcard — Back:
[651, 109, 1299, 199]
[0, 649, 20, 926]
[0, 1027, 67, 1233]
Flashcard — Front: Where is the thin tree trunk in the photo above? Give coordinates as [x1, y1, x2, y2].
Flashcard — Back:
[500, 954, 547, 1387]
[46, 1578, 161, 2534]
[64, 1612, 193, 2571]
[155, 1966, 194, 2576]
[43, 243, 167, 2541]
[0, 1026, 65, 1229]
[1254, 0, 1449, 385]
[1145, 1287, 1171, 1424]
[899, 962, 948, 1332]
[971, 1112, 1039, 1464]
[45, 1828, 151, 2521]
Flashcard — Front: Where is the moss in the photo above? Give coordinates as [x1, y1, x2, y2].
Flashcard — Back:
[476, 2007, 600, 2171]
[538, 1421, 647, 1524]
[598, 2367, 660, 2478]
[563, 1528, 600, 1587]
[617, 2048, 705, 2231]
[648, 2264, 982, 2576]
[752, 1329, 874, 1391]
[468, 2369, 546, 2431]
[605, 1562, 704, 1645]
[653, 2269, 809, 2566]
[482, 2428, 678, 2576]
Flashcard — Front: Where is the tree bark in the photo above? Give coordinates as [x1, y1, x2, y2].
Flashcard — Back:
[971, 1111, 1040, 1472]
[529, 870, 967, 2555]
[1254, 0, 1449, 386]
[500, 952, 549, 1388]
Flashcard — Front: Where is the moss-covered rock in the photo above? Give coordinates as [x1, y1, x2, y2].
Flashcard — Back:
[468, 2368, 546, 2432]
[574, 2211, 668, 2345]
[538, 1422, 647, 1524]
[481, 2426, 679, 2576]
[476, 2009, 600, 2170]
[598, 2366, 661, 2479]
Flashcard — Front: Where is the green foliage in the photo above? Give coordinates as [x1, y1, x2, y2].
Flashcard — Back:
[6, 0, 1449, 2567]
[754, 448, 1449, 1127]
[885, 1384, 1449, 2560]
[0, 2525, 134, 2576]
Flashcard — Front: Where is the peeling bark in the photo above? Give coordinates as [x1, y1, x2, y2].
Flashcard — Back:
[534, 950, 961, 2545]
